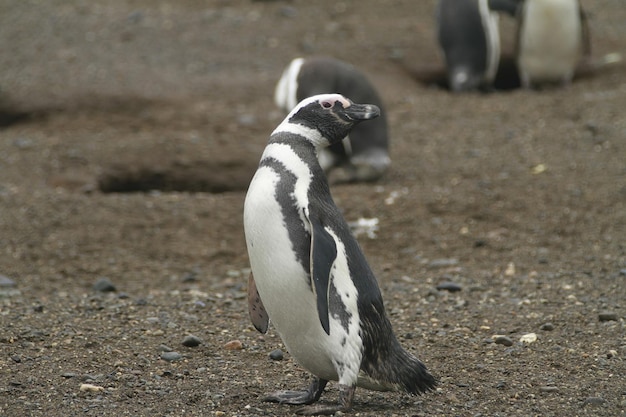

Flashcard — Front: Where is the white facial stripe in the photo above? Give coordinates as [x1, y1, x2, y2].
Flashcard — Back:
[274, 57, 304, 111]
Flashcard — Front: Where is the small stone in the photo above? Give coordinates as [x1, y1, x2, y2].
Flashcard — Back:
[619, 269, 626, 276]
[584, 396, 606, 406]
[237, 114, 256, 126]
[519, 333, 537, 344]
[223, 340, 243, 350]
[493, 335, 514, 347]
[79, 383, 105, 392]
[436, 281, 462, 292]
[0, 275, 16, 287]
[93, 277, 116, 292]
[182, 271, 198, 282]
[428, 258, 459, 268]
[182, 335, 202, 347]
[269, 349, 284, 361]
[279, 6, 297, 18]
[160, 351, 183, 362]
[539, 323, 555, 331]
[61, 372, 77, 378]
[158, 344, 174, 352]
[598, 311, 618, 322]
[539, 385, 558, 393]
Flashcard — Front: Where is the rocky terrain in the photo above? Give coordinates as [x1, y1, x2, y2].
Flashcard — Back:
[0, 1, 625, 416]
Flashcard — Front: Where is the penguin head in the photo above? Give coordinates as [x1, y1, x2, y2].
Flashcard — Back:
[287, 94, 380, 147]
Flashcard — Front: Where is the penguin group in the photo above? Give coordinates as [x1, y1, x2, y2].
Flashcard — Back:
[242, 1, 611, 414]
[436, 0, 591, 91]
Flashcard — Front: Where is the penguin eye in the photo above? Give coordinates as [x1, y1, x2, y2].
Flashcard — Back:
[321, 100, 333, 109]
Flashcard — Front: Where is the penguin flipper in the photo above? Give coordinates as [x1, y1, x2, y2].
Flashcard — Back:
[309, 215, 337, 335]
[248, 272, 269, 334]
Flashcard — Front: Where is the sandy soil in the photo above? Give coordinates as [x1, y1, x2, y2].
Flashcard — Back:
[1, 1, 625, 416]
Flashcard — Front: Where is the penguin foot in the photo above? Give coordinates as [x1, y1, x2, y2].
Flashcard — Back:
[294, 384, 355, 416]
[263, 378, 327, 405]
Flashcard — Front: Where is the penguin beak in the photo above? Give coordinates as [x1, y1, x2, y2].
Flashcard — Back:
[341, 103, 380, 121]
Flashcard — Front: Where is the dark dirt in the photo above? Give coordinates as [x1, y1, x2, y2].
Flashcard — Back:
[1, 1, 625, 416]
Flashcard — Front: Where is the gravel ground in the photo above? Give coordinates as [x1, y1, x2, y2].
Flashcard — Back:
[1, 1, 625, 416]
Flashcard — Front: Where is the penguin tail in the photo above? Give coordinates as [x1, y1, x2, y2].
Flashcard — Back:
[359, 317, 437, 394]
[384, 339, 438, 395]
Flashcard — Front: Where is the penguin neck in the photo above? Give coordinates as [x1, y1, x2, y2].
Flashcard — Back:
[272, 119, 332, 148]
[264, 132, 328, 183]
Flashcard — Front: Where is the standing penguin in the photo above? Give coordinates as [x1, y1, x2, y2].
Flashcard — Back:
[516, 0, 590, 88]
[436, 0, 519, 92]
[274, 56, 390, 182]
[244, 94, 436, 415]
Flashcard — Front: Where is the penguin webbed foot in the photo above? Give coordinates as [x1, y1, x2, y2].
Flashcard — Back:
[294, 384, 355, 416]
[263, 377, 328, 405]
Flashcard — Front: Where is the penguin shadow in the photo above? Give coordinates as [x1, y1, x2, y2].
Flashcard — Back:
[401, 54, 520, 93]
[399, 52, 620, 93]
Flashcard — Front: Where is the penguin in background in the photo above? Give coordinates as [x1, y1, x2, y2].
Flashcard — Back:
[516, 0, 591, 89]
[436, 0, 520, 92]
[244, 94, 436, 415]
[274, 56, 390, 183]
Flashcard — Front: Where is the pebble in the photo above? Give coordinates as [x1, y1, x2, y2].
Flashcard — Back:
[539, 385, 559, 393]
[493, 335, 514, 347]
[158, 344, 174, 352]
[223, 340, 243, 350]
[93, 277, 116, 292]
[428, 258, 459, 268]
[160, 351, 183, 362]
[519, 333, 537, 344]
[79, 383, 105, 392]
[182, 335, 202, 347]
[0, 274, 16, 287]
[598, 311, 618, 322]
[237, 114, 256, 126]
[539, 322, 555, 331]
[583, 396, 606, 406]
[436, 281, 462, 292]
[269, 349, 284, 361]
[279, 6, 297, 18]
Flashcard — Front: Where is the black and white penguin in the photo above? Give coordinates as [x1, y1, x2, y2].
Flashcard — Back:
[436, 0, 520, 92]
[516, 0, 590, 88]
[274, 56, 390, 183]
[244, 94, 436, 415]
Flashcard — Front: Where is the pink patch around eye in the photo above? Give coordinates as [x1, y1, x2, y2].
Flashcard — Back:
[321, 101, 333, 108]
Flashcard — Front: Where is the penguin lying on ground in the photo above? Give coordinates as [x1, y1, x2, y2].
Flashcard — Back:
[516, 0, 591, 88]
[244, 94, 436, 415]
[436, 0, 520, 92]
[274, 56, 390, 182]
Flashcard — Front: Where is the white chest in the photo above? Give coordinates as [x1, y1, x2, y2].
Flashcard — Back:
[518, 0, 582, 82]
